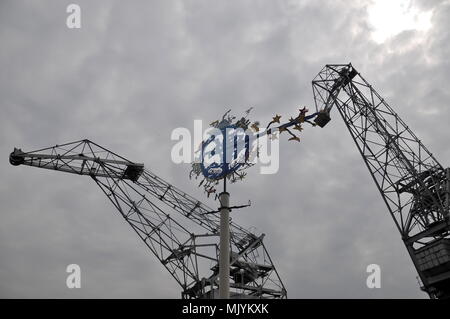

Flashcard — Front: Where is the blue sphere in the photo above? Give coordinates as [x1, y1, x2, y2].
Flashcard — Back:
[200, 125, 249, 180]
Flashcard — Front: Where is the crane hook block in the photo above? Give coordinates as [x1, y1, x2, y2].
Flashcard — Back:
[314, 110, 331, 128]
[9, 148, 25, 166]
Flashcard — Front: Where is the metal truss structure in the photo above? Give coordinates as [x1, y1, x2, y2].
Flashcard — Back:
[312, 63, 450, 299]
[10, 63, 448, 299]
[9, 140, 286, 299]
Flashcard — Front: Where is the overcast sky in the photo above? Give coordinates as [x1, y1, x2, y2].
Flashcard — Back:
[1, 0, 449, 298]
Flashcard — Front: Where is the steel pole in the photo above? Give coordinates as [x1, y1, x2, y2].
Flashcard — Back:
[446, 168, 450, 219]
[218, 191, 230, 299]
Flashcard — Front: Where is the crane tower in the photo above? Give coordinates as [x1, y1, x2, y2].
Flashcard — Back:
[312, 63, 450, 299]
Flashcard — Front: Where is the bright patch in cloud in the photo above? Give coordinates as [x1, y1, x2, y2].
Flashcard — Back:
[367, 0, 432, 43]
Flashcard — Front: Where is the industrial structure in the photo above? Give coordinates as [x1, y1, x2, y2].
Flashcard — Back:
[312, 63, 450, 299]
[9, 63, 450, 298]
[9, 140, 286, 299]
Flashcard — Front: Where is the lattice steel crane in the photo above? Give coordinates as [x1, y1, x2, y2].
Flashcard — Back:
[312, 63, 450, 299]
[9, 140, 286, 299]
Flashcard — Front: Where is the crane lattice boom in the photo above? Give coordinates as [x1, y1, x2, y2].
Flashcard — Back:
[313, 63, 450, 299]
[10, 140, 286, 299]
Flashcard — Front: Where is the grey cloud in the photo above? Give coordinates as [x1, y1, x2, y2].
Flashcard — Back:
[1, 0, 448, 298]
